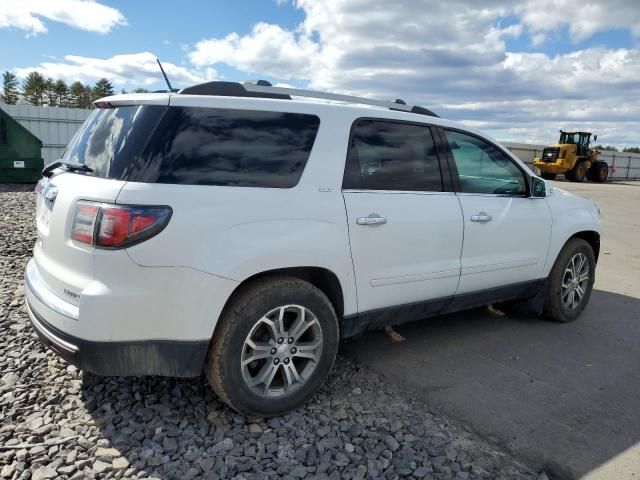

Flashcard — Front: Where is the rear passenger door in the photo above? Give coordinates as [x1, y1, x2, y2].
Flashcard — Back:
[342, 119, 464, 317]
[438, 128, 552, 295]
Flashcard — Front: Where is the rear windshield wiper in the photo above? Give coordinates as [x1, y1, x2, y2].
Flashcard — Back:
[42, 161, 94, 178]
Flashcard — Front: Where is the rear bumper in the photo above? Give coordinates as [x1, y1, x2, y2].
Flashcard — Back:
[26, 299, 208, 377]
[24, 258, 210, 377]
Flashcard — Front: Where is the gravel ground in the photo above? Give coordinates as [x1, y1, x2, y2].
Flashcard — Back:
[0, 183, 536, 480]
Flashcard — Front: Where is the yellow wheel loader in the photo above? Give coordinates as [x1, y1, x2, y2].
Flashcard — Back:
[533, 131, 609, 182]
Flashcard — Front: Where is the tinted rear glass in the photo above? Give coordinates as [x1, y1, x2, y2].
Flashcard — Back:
[62, 105, 165, 179]
[134, 107, 320, 188]
[64, 105, 320, 188]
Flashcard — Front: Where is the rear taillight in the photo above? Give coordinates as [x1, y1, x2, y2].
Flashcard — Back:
[35, 177, 47, 194]
[71, 203, 99, 244]
[71, 201, 172, 249]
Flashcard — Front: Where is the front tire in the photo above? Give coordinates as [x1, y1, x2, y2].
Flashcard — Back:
[205, 276, 339, 417]
[543, 238, 595, 322]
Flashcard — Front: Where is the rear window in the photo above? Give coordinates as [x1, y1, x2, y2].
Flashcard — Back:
[63, 105, 321, 188]
[62, 105, 166, 178]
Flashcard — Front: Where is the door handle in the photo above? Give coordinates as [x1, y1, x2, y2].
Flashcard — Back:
[470, 212, 493, 222]
[356, 214, 387, 226]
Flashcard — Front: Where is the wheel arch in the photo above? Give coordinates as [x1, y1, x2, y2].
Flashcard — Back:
[217, 266, 345, 331]
[570, 230, 600, 263]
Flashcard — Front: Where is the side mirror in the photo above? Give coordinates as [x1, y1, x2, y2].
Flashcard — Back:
[594, 134, 598, 142]
[531, 176, 547, 198]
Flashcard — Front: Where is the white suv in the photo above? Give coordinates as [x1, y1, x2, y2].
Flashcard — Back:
[25, 81, 602, 417]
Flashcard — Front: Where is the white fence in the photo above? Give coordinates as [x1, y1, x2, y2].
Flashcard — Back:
[2, 104, 639, 181]
[504, 141, 640, 180]
[1, 105, 92, 165]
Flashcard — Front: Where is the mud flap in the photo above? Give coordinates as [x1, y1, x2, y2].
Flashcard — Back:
[496, 279, 547, 317]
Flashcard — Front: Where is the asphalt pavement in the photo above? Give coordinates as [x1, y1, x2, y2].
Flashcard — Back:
[345, 180, 640, 480]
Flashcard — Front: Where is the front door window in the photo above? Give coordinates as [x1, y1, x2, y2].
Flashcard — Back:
[443, 130, 527, 195]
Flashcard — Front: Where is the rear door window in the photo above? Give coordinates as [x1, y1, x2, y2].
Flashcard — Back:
[343, 119, 443, 191]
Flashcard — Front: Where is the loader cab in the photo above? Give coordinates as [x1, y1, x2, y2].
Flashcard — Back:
[559, 131, 592, 157]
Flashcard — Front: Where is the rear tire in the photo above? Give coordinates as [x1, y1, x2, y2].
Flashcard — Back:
[589, 161, 609, 183]
[543, 238, 595, 322]
[540, 173, 557, 180]
[204, 276, 339, 417]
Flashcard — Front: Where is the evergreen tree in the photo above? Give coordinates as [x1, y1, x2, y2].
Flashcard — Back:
[2, 71, 20, 104]
[82, 84, 94, 109]
[54, 79, 69, 107]
[22, 71, 47, 105]
[93, 78, 114, 100]
[132, 88, 149, 93]
[68, 81, 86, 108]
[623, 147, 640, 154]
[45, 77, 57, 106]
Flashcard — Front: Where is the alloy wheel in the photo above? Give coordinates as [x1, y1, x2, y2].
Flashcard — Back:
[561, 252, 590, 310]
[241, 305, 323, 397]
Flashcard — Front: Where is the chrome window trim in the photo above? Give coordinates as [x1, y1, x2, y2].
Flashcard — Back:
[455, 192, 530, 198]
[342, 189, 455, 196]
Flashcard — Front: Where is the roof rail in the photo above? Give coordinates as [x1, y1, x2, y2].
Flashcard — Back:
[176, 80, 439, 117]
[242, 82, 439, 117]
[179, 81, 291, 100]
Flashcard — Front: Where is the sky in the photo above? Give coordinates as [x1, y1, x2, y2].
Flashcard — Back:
[1, 0, 639, 147]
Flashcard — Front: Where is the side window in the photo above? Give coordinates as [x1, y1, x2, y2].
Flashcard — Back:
[443, 129, 527, 195]
[131, 107, 320, 188]
[343, 119, 443, 191]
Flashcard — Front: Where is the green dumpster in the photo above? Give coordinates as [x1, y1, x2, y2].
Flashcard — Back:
[0, 106, 44, 183]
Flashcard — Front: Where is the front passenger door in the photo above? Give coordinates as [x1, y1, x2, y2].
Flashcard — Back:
[440, 128, 552, 295]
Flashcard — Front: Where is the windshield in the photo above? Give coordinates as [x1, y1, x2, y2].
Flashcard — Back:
[559, 132, 590, 145]
[62, 105, 166, 178]
[559, 132, 578, 144]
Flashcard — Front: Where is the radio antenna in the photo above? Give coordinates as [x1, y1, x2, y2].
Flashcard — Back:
[156, 58, 174, 92]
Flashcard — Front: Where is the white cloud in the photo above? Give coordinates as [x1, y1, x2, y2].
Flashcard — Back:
[503, 48, 640, 95]
[189, 22, 319, 79]
[517, 0, 640, 42]
[15, 52, 212, 88]
[531, 33, 546, 46]
[0, 0, 126, 36]
[184, 0, 640, 146]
